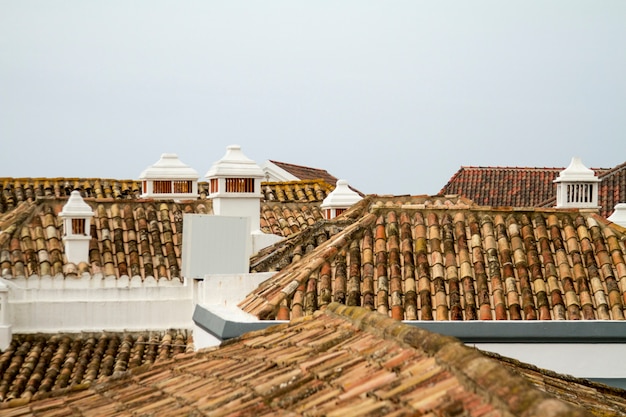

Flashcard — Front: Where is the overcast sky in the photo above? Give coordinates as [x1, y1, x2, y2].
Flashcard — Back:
[1, 1, 625, 195]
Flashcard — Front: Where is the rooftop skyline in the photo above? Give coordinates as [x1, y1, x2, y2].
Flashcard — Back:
[2, 1, 625, 195]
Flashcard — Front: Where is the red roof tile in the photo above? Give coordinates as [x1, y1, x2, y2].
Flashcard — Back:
[439, 163, 625, 217]
[1, 304, 611, 416]
[269, 160, 339, 185]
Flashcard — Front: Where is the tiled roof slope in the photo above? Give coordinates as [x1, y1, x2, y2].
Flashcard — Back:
[0, 199, 211, 281]
[0, 304, 604, 416]
[0, 180, 331, 281]
[240, 195, 626, 321]
[439, 163, 624, 217]
[537, 161, 626, 218]
[0, 331, 193, 404]
[269, 160, 339, 185]
[485, 351, 626, 417]
[0, 177, 334, 214]
[0, 200, 316, 282]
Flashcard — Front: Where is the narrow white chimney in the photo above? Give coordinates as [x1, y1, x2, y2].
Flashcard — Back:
[321, 180, 362, 219]
[139, 153, 199, 199]
[554, 157, 600, 209]
[59, 191, 94, 264]
[205, 145, 264, 234]
[608, 203, 626, 228]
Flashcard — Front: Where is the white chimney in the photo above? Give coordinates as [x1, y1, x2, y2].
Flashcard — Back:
[608, 203, 626, 228]
[205, 145, 264, 234]
[554, 157, 600, 209]
[139, 153, 199, 199]
[59, 191, 94, 264]
[321, 180, 363, 219]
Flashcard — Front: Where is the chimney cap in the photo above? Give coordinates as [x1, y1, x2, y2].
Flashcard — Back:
[205, 145, 264, 179]
[139, 153, 199, 180]
[59, 191, 94, 218]
[608, 203, 626, 227]
[321, 180, 362, 209]
[554, 157, 599, 183]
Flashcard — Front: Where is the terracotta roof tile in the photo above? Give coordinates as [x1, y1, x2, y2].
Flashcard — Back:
[439, 162, 625, 217]
[240, 195, 626, 321]
[1, 304, 610, 416]
[0, 331, 192, 403]
[0, 178, 333, 214]
[0, 178, 332, 280]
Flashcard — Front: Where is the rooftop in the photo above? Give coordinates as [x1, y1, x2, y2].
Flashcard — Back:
[0, 178, 335, 281]
[439, 161, 626, 218]
[2, 303, 618, 416]
[240, 195, 626, 321]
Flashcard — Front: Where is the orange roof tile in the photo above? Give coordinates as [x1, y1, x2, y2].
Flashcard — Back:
[0, 178, 334, 214]
[0, 331, 192, 403]
[240, 195, 626, 321]
[1, 304, 615, 416]
[0, 179, 333, 281]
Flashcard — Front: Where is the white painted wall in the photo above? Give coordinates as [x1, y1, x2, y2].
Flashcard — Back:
[4, 276, 193, 333]
[192, 322, 223, 349]
[473, 343, 626, 380]
[198, 272, 275, 307]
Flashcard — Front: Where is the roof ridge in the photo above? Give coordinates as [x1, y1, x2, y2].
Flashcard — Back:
[325, 303, 590, 417]
[269, 160, 333, 173]
[598, 160, 626, 179]
[0, 200, 39, 247]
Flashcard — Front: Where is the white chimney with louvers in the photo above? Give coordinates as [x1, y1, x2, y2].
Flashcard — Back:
[205, 145, 265, 233]
[59, 191, 94, 264]
[139, 153, 199, 199]
[321, 180, 362, 219]
[553, 157, 600, 209]
[608, 203, 626, 228]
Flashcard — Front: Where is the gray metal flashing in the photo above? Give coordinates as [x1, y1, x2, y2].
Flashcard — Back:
[403, 320, 626, 343]
[588, 378, 626, 390]
[193, 303, 626, 343]
[192, 305, 287, 340]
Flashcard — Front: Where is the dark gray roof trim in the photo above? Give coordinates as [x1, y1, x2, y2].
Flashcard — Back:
[192, 305, 287, 340]
[405, 320, 626, 343]
[194, 303, 626, 343]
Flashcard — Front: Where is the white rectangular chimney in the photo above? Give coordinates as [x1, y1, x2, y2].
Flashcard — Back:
[181, 214, 250, 279]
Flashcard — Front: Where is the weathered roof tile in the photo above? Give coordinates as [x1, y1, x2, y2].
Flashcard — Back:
[440, 162, 626, 217]
[4, 304, 623, 415]
[242, 195, 626, 321]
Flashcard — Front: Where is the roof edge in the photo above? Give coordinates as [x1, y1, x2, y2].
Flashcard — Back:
[325, 303, 589, 417]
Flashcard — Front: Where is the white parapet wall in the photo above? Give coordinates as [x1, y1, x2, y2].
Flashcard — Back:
[3, 275, 194, 334]
[197, 272, 275, 307]
[474, 342, 626, 386]
[192, 271, 276, 349]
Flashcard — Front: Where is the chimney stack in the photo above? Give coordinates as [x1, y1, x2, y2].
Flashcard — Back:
[59, 191, 94, 264]
[554, 157, 600, 209]
[608, 203, 626, 228]
[321, 180, 362, 219]
[139, 153, 199, 200]
[205, 145, 264, 234]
